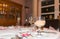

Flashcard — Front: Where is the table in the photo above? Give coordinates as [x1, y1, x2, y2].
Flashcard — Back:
[0, 27, 60, 39]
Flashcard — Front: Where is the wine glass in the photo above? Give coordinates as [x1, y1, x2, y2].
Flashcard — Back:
[34, 19, 45, 35]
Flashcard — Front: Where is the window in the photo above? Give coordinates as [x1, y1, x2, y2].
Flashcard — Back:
[41, 0, 54, 6]
[41, 6, 54, 13]
[0, 0, 22, 26]
[41, 14, 54, 20]
[59, 5, 60, 11]
[59, 0, 60, 3]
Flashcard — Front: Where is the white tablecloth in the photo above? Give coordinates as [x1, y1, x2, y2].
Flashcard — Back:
[0, 29, 20, 39]
[24, 32, 60, 39]
[0, 28, 60, 39]
[20, 28, 60, 39]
